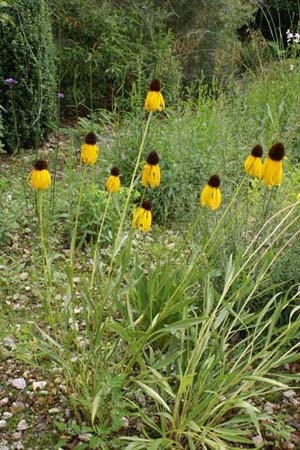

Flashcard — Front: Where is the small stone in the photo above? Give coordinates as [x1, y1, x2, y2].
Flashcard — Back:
[12, 432, 22, 440]
[17, 419, 28, 431]
[32, 381, 47, 391]
[79, 433, 92, 442]
[48, 408, 60, 414]
[252, 435, 264, 446]
[283, 390, 296, 399]
[9, 378, 26, 390]
[14, 443, 24, 450]
[19, 272, 29, 281]
[11, 401, 25, 413]
[264, 402, 275, 414]
[0, 398, 9, 406]
[2, 412, 12, 420]
[3, 337, 16, 349]
[0, 420, 7, 428]
[0, 445, 9, 450]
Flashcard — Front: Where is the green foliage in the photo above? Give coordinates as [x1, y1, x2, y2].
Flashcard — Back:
[48, 0, 181, 114]
[0, 0, 57, 153]
[74, 184, 138, 247]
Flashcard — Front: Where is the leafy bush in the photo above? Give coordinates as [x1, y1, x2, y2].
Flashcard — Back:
[0, 0, 57, 153]
[48, 0, 181, 114]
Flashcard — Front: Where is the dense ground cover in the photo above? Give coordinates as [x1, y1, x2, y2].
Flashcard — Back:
[1, 60, 300, 449]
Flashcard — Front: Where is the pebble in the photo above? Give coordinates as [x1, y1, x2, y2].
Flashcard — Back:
[0, 420, 7, 429]
[19, 272, 29, 281]
[32, 381, 47, 391]
[0, 398, 9, 406]
[283, 390, 296, 399]
[11, 401, 25, 413]
[17, 419, 28, 431]
[48, 408, 60, 414]
[79, 433, 92, 442]
[3, 337, 16, 349]
[12, 432, 22, 440]
[252, 435, 264, 446]
[9, 378, 26, 390]
[2, 412, 12, 420]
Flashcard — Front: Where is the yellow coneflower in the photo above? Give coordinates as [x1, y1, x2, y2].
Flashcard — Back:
[132, 200, 152, 232]
[80, 131, 99, 165]
[263, 143, 285, 187]
[29, 160, 51, 190]
[244, 144, 264, 179]
[142, 151, 161, 188]
[144, 79, 165, 112]
[200, 175, 221, 210]
[105, 166, 120, 193]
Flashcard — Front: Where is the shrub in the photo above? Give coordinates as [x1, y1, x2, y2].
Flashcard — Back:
[48, 0, 181, 115]
[0, 0, 57, 153]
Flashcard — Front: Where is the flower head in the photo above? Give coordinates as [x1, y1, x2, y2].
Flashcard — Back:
[80, 132, 99, 165]
[141, 151, 161, 188]
[4, 78, 18, 86]
[144, 79, 165, 112]
[263, 143, 285, 187]
[244, 144, 264, 179]
[200, 175, 221, 210]
[57, 92, 64, 99]
[105, 166, 121, 193]
[29, 160, 51, 190]
[132, 200, 152, 232]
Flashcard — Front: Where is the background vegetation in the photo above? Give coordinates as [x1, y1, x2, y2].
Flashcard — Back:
[1, 0, 300, 449]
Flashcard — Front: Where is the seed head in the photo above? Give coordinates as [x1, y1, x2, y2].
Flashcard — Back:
[149, 79, 161, 92]
[110, 166, 120, 176]
[34, 160, 48, 170]
[208, 175, 221, 188]
[146, 151, 159, 165]
[142, 200, 152, 211]
[85, 131, 97, 145]
[268, 143, 285, 161]
[251, 144, 263, 158]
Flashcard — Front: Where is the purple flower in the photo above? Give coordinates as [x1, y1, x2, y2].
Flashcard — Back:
[57, 92, 64, 99]
[142, 5, 148, 11]
[4, 78, 18, 86]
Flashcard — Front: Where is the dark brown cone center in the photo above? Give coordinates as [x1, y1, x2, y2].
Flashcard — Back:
[208, 175, 221, 188]
[85, 131, 97, 145]
[268, 143, 285, 161]
[34, 159, 48, 170]
[251, 144, 263, 158]
[147, 151, 159, 165]
[142, 200, 152, 211]
[110, 166, 120, 176]
[149, 79, 161, 92]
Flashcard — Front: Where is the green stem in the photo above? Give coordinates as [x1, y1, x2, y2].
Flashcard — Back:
[38, 190, 54, 327]
[70, 164, 87, 288]
[90, 192, 111, 290]
[109, 112, 152, 269]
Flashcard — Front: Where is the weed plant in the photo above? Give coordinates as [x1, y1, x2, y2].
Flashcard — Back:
[1, 58, 300, 449]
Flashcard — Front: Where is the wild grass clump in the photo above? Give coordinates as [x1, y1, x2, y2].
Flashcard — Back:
[2, 58, 300, 449]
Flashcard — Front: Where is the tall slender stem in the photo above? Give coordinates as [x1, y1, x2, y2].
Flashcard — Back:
[70, 165, 87, 286]
[109, 112, 152, 266]
[90, 193, 111, 290]
[38, 190, 54, 327]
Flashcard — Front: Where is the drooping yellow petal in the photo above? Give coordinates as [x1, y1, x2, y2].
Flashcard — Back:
[200, 185, 221, 210]
[141, 163, 161, 188]
[132, 207, 152, 232]
[80, 143, 99, 165]
[29, 169, 51, 190]
[144, 91, 165, 112]
[263, 158, 282, 187]
[244, 155, 263, 179]
[105, 175, 120, 193]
